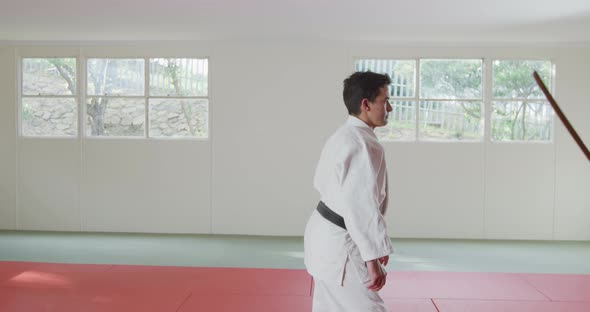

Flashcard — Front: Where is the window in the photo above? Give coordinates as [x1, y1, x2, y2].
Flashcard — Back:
[356, 59, 417, 140]
[491, 60, 553, 141]
[149, 58, 208, 138]
[419, 59, 483, 141]
[87, 58, 145, 137]
[19, 56, 209, 139]
[356, 58, 484, 141]
[21, 58, 78, 137]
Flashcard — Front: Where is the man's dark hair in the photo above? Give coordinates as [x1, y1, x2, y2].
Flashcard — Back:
[343, 71, 391, 115]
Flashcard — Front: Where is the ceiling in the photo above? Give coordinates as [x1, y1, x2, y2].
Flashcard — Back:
[1, 0, 589, 43]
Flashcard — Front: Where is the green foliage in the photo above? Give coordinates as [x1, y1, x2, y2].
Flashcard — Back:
[492, 101, 552, 141]
[420, 59, 482, 99]
[491, 61, 553, 141]
[493, 60, 551, 99]
[22, 104, 33, 121]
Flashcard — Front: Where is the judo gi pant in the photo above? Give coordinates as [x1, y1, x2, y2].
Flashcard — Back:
[312, 261, 388, 312]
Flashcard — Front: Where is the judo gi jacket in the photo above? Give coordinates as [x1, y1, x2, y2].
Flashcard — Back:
[305, 116, 394, 285]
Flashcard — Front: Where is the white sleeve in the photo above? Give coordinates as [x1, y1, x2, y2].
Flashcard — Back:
[334, 143, 394, 262]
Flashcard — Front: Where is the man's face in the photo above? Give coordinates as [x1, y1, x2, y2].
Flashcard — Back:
[367, 86, 392, 128]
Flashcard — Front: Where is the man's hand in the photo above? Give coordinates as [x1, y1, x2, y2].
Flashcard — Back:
[379, 255, 389, 266]
[365, 259, 387, 292]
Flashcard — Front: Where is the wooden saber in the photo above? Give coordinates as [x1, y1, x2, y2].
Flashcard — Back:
[533, 71, 590, 162]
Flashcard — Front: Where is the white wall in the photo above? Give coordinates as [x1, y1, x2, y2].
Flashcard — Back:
[210, 42, 348, 235]
[0, 42, 588, 240]
[0, 46, 16, 230]
[553, 48, 590, 240]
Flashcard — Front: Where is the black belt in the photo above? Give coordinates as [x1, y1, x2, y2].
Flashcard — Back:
[316, 201, 346, 230]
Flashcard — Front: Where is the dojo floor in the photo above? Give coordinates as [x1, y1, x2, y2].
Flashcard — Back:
[1, 231, 589, 311]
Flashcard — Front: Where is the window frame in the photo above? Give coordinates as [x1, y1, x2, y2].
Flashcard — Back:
[489, 58, 555, 143]
[418, 58, 484, 142]
[17, 54, 210, 140]
[355, 58, 419, 142]
[147, 58, 210, 140]
[353, 56, 555, 144]
[19, 56, 80, 138]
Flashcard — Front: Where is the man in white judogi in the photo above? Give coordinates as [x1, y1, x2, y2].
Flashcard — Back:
[304, 71, 394, 312]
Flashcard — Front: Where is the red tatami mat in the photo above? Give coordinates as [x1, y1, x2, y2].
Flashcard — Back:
[0, 287, 190, 312]
[380, 271, 549, 300]
[1, 261, 589, 312]
[519, 273, 590, 302]
[177, 294, 312, 312]
[384, 299, 439, 311]
[433, 299, 590, 312]
[108, 265, 313, 296]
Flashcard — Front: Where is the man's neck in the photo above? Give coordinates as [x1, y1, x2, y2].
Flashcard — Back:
[351, 114, 375, 129]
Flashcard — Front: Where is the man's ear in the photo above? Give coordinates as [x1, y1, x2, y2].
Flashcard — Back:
[361, 98, 370, 111]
